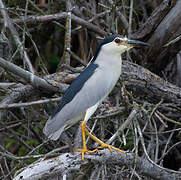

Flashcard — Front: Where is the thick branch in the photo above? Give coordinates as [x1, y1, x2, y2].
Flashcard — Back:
[131, 0, 173, 40]
[0, 59, 180, 113]
[145, 0, 181, 73]
[13, 150, 181, 180]
[122, 61, 181, 105]
[0, 57, 58, 93]
[0, 58, 66, 122]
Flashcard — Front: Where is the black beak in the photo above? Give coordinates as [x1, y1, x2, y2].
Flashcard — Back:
[126, 39, 149, 47]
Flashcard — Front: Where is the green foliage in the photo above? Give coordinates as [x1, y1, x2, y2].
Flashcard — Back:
[114, 130, 134, 150]
[4, 123, 45, 161]
[122, 139, 134, 150]
[122, 130, 134, 150]
[55, 26, 64, 33]
[48, 54, 60, 71]
[5, 137, 17, 150]
[4, 0, 26, 8]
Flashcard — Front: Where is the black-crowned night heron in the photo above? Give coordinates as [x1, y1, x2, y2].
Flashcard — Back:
[43, 35, 148, 160]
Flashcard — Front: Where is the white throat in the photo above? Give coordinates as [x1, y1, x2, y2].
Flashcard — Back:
[95, 47, 123, 69]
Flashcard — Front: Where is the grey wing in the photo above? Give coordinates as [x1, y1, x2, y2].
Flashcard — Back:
[43, 66, 113, 140]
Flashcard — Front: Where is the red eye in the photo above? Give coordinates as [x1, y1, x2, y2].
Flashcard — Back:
[114, 38, 121, 44]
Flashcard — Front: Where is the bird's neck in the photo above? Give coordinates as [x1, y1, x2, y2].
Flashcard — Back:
[94, 50, 123, 69]
[94, 50, 123, 94]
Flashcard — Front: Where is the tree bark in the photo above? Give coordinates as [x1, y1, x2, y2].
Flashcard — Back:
[13, 150, 181, 180]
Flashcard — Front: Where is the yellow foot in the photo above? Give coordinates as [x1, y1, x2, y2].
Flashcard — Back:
[98, 143, 125, 154]
[77, 148, 98, 160]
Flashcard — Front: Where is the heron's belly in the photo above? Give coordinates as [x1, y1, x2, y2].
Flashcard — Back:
[64, 113, 85, 130]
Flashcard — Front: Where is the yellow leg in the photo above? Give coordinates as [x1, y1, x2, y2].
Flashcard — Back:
[85, 127, 125, 154]
[77, 120, 97, 160]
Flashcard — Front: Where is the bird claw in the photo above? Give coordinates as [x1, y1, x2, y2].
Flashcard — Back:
[77, 148, 98, 160]
[98, 144, 112, 152]
[98, 143, 125, 154]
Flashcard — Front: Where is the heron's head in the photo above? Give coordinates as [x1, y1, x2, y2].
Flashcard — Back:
[94, 35, 149, 59]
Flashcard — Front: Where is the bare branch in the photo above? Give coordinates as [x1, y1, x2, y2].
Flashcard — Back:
[0, 0, 34, 73]
[0, 57, 58, 92]
[145, 0, 181, 72]
[0, 12, 108, 36]
[131, 0, 173, 39]
[13, 150, 181, 180]
[57, 0, 72, 71]
[106, 107, 138, 144]
[0, 97, 61, 109]
[1, 59, 180, 115]
[107, 0, 129, 29]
